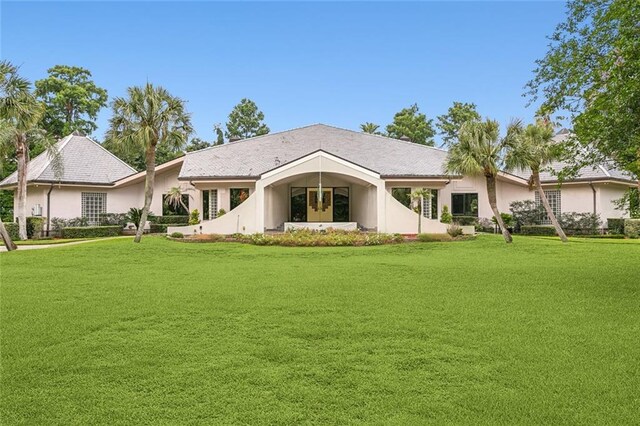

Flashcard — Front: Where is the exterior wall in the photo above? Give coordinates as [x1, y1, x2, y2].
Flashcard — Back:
[194, 183, 256, 219]
[596, 183, 628, 219]
[264, 184, 289, 229]
[351, 184, 377, 229]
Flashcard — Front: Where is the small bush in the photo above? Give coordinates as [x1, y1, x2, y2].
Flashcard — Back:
[154, 215, 189, 225]
[216, 209, 226, 218]
[510, 200, 545, 231]
[189, 209, 200, 225]
[126, 208, 155, 229]
[61, 226, 122, 238]
[150, 223, 186, 233]
[27, 216, 46, 239]
[624, 219, 640, 239]
[418, 233, 453, 242]
[440, 205, 452, 224]
[4, 222, 19, 240]
[520, 225, 556, 236]
[475, 217, 494, 233]
[492, 213, 514, 227]
[559, 212, 601, 235]
[99, 213, 128, 227]
[447, 224, 463, 237]
[607, 218, 625, 235]
[452, 216, 477, 226]
[170, 232, 184, 238]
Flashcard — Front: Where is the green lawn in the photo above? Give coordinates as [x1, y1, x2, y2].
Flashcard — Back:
[1, 236, 639, 424]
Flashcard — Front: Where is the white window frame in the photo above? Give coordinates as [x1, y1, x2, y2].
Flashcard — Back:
[536, 189, 561, 224]
[209, 189, 218, 219]
[421, 189, 438, 219]
[81, 192, 107, 225]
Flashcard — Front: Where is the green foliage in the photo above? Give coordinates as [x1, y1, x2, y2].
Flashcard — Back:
[153, 215, 189, 225]
[61, 225, 122, 238]
[446, 118, 502, 177]
[613, 188, 640, 219]
[186, 137, 211, 152]
[558, 212, 601, 235]
[213, 124, 224, 145]
[0, 190, 13, 221]
[169, 232, 184, 238]
[417, 233, 453, 242]
[607, 218, 625, 235]
[360, 122, 382, 135]
[185, 230, 406, 247]
[510, 200, 546, 230]
[520, 225, 557, 236]
[452, 216, 477, 226]
[4, 222, 19, 240]
[527, 0, 640, 180]
[26, 216, 45, 239]
[447, 224, 464, 238]
[386, 104, 435, 145]
[216, 208, 226, 217]
[34, 65, 108, 138]
[150, 224, 172, 233]
[225, 98, 269, 139]
[624, 219, 640, 239]
[436, 101, 480, 147]
[491, 213, 513, 227]
[440, 205, 453, 224]
[99, 213, 127, 227]
[102, 141, 182, 172]
[126, 208, 155, 229]
[188, 209, 200, 225]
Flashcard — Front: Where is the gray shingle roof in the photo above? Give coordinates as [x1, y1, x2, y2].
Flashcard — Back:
[180, 124, 451, 179]
[0, 134, 137, 187]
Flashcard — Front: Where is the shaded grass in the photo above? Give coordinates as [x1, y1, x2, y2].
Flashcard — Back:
[1, 236, 639, 424]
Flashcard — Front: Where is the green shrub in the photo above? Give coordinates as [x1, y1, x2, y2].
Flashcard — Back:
[418, 233, 453, 242]
[475, 217, 494, 233]
[99, 213, 128, 227]
[452, 216, 477, 226]
[126, 208, 155, 229]
[491, 213, 514, 227]
[170, 232, 184, 238]
[4, 222, 19, 240]
[509, 200, 545, 231]
[447, 224, 463, 238]
[154, 215, 189, 225]
[624, 219, 640, 239]
[440, 205, 452, 224]
[607, 218, 625, 235]
[573, 234, 625, 239]
[520, 225, 556, 236]
[216, 208, 226, 218]
[149, 223, 186, 233]
[61, 226, 122, 238]
[559, 212, 601, 235]
[26, 217, 46, 239]
[188, 209, 200, 225]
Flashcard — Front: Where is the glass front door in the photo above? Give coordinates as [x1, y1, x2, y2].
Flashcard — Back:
[307, 188, 333, 222]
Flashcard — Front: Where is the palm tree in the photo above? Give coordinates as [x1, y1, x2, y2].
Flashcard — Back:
[107, 83, 192, 243]
[410, 188, 431, 234]
[504, 120, 568, 242]
[0, 60, 46, 240]
[360, 122, 381, 135]
[446, 119, 512, 243]
[165, 186, 190, 215]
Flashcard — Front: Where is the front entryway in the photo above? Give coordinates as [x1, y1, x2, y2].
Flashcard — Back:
[291, 187, 349, 222]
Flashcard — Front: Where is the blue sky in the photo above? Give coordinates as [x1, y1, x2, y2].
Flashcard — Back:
[1, 1, 566, 144]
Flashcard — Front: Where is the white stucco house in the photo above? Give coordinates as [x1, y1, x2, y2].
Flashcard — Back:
[0, 124, 635, 235]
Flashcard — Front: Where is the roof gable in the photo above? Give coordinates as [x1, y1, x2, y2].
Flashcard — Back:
[0, 134, 137, 187]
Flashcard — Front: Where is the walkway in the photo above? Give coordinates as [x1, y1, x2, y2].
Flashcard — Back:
[0, 236, 131, 252]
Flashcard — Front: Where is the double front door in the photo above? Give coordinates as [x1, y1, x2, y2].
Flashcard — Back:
[307, 188, 333, 222]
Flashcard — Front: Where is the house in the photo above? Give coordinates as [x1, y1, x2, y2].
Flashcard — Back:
[0, 124, 635, 235]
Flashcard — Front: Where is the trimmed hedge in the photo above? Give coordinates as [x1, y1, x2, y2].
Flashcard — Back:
[27, 216, 46, 239]
[4, 222, 19, 240]
[149, 223, 185, 233]
[418, 233, 453, 242]
[154, 215, 189, 225]
[624, 219, 640, 239]
[607, 218, 625, 235]
[520, 225, 556, 236]
[452, 216, 477, 226]
[61, 226, 122, 238]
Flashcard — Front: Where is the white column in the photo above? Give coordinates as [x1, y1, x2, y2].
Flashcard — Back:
[376, 181, 387, 233]
[255, 180, 265, 233]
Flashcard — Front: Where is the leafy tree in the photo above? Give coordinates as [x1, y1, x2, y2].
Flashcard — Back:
[526, 0, 640, 205]
[446, 118, 512, 243]
[34, 65, 108, 138]
[360, 122, 382, 135]
[386, 104, 435, 146]
[225, 98, 269, 139]
[164, 187, 190, 215]
[436, 102, 481, 147]
[106, 83, 192, 243]
[103, 138, 183, 171]
[0, 61, 58, 243]
[186, 137, 211, 152]
[410, 188, 431, 234]
[504, 120, 568, 242]
[214, 124, 224, 145]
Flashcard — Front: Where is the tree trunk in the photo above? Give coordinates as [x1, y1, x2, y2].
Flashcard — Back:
[0, 218, 17, 251]
[418, 198, 422, 235]
[486, 175, 512, 243]
[533, 170, 568, 242]
[134, 146, 157, 243]
[15, 134, 29, 240]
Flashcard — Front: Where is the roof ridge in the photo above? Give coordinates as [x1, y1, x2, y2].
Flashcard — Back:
[597, 164, 611, 177]
[187, 123, 324, 155]
[84, 135, 138, 174]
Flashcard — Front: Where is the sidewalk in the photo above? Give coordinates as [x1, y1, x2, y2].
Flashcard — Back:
[0, 236, 131, 252]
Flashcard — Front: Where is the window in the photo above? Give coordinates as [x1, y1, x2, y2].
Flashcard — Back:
[392, 188, 411, 208]
[81, 192, 107, 225]
[422, 189, 439, 218]
[451, 193, 478, 217]
[536, 190, 561, 224]
[230, 188, 250, 211]
[290, 187, 307, 222]
[209, 190, 218, 219]
[162, 194, 189, 216]
[333, 187, 349, 222]
[202, 190, 210, 220]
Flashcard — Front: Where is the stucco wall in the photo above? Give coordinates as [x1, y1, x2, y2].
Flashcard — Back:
[264, 184, 289, 229]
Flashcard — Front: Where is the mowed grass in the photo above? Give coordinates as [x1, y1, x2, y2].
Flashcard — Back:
[1, 236, 639, 424]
